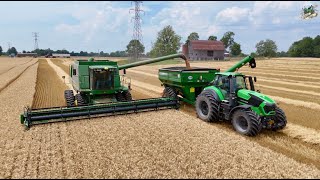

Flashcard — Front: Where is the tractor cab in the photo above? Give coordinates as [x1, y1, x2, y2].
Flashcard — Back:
[89, 66, 116, 90]
[213, 72, 257, 99]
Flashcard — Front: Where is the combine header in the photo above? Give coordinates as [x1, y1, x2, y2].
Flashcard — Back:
[21, 54, 189, 129]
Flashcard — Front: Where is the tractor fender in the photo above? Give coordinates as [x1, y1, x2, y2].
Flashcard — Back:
[200, 88, 222, 102]
[228, 105, 252, 120]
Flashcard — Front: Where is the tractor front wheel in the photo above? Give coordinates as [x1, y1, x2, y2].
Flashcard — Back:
[195, 91, 219, 122]
[272, 106, 287, 131]
[64, 90, 75, 107]
[231, 109, 262, 136]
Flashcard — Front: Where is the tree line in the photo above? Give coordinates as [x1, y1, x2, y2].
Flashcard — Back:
[1, 29, 319, 58]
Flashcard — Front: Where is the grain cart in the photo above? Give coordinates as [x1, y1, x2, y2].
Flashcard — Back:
[20, 54, 190, 129]
[159, 56, 287, 136]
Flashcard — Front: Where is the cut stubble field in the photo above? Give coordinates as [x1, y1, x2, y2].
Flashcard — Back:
[1, 57, 320, 178]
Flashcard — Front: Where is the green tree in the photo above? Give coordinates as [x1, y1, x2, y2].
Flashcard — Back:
[186, 32, 199, 44]
[255, 39, 277, 57]
[0, 46, 2, 55]
[7, 47, 18, 55]
[276, 51, 288, 57]
[126, 39, 145, 55]
[150, 25, 182, 57]
[230, 42, 241, 56]
[220, 31, 235, 49]
[208, 35, 217, 41]
[288, 37, 314, 57]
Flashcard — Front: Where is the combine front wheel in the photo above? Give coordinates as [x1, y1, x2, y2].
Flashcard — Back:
[64, 90, 75, 107]
[75, 94, 87, 106]
[231, 109, 262, 136]
[115, 92, 126, 102]
[122, 90, 132, 101]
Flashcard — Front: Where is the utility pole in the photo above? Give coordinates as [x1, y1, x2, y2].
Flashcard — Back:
[32, 32, 39, 50]
[129, 1, 144, 62]
[7, 42, 11, 51]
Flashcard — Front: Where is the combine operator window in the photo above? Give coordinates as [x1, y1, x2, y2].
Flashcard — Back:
[91, 69, 114, 90]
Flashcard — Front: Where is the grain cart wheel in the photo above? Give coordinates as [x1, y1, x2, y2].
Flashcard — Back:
[75, 94, 87, 106]
[64, 90, 75, 107]
[162, 87, 177, 98]
[231, 109, 262, 136]
[195, 91, 219, 122]
[115, 92, 126, 102]
[272, 106, 287, 131]
[122, 90, 132, 101]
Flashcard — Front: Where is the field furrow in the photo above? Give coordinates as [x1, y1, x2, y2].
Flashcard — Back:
[32, 59, 69, 108]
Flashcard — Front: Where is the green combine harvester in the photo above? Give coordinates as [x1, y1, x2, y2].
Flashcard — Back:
[159, 56, 287, 136]
[21, 53, 286, 136]
[21, 54, 191, 129]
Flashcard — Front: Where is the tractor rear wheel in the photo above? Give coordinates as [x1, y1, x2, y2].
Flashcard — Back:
[195, 91, 219, 122]
[272, 106, 287, 131]
[64, 90, 75, 107]
[115, 92, 126, 102]
[231, 109, 262, 136]
[75, 94, 87, 106]
[122, 90, 132, 101]
[162, 87, 177, 98]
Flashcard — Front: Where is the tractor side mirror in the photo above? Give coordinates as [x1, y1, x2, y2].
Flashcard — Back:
[254, 77, 257, 82]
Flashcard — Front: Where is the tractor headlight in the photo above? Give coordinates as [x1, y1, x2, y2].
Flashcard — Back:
[264, 103, 276, 113]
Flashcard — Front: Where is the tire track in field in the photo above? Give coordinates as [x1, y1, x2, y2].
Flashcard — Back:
[0, 58, 35, 76]
[0, 59, 38, 94]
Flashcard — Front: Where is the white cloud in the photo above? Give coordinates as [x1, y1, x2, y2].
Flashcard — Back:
[216, 7, 250, 23]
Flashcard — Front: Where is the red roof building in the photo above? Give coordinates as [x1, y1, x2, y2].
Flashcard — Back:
[182, 40, 225, 60]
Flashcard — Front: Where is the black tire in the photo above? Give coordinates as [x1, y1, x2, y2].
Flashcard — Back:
[231, 109, 262, 136]
[122, 90, 132, 101]
[195, 91, 219, 122]
[64, 90, 75, 107]
[115, 92, 126, 102]
[162, 87, 177, 98]
[75, 94, 87, 106]
[272, 106, 287, 131]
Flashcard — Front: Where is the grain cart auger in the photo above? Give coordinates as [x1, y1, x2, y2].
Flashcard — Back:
[20, 54, 190, 129]
[159, 56, 287, 136]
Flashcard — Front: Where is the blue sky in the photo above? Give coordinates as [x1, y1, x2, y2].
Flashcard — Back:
[0, 1, 319, 54]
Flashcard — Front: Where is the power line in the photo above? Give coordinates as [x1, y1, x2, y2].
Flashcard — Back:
[129, 1, 144, 62]
[32, 32, 39, 50]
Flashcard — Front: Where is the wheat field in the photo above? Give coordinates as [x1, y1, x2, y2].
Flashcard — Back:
[0, 57, 319, 178]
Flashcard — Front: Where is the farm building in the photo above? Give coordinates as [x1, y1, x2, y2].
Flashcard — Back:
[182, 40, 225, 60]
[16, 53, 37, 57]
[51, 53, 71, 58]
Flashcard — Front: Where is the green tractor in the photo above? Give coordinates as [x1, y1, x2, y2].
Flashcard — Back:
[159, 56, 287, 136]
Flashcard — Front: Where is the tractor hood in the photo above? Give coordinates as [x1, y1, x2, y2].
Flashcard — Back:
[237, 89, 275, 105]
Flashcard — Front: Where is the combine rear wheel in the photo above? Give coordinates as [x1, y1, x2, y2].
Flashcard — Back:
[75, 94, 87, 106]
[272, 106, 287, 131]
[162, 87, 177, 98]
[231, 109, 262, 136]
[195, 91, 219, 122]
[64, 90, 75, 107]
[122, 90, 132, 101]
